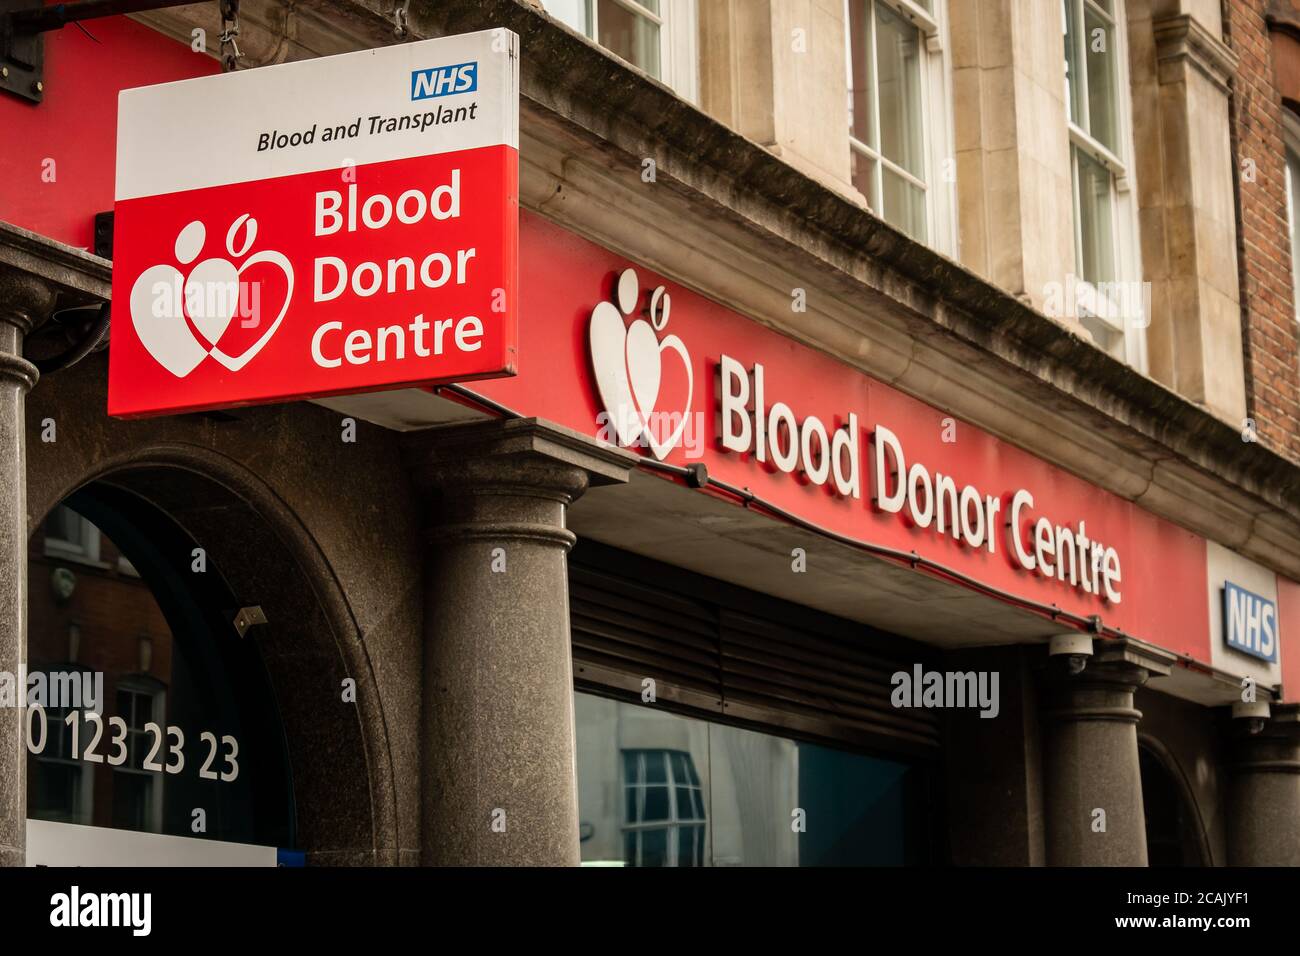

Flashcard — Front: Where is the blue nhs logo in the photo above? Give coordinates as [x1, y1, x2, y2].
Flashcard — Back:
[411, 61, 478, 100]
[1223, 581, 1278, 663]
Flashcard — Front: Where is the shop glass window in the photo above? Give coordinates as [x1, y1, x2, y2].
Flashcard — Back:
[113, 680, 165, 831]
[542, 0, 698, 102]
[26, 486, 295, 860]
[846, 0, 954, 251]
[575, 692, 930, 866]
[1063, 0, 1145, 367]
[30, 669, 95, 826]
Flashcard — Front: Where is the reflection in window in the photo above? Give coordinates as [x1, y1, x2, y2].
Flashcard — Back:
[541, 0, 697, 101]
[597, 0, 661, 79]
[848, 0, 927, 240]
[1285, 129, 1300, 321]
[1063, 0, 1143, 365]
[27, 488, 294, 851]
[1065, 0, 1120, 290]
[44, 506, 101, 564]
[113, 679, 164, 832]
[576, 692, 929, 866]
[545, 0, 662, 76]
[847, 0, 950, 246]
[31, 669, 94, 826]
[623, 749, 705, 866]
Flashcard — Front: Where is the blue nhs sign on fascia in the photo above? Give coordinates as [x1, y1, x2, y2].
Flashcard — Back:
[1223, 581, 1279, 663]
[411, 61, 478, 100]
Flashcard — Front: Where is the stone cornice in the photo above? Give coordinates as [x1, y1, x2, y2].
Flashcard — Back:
[1153, 12, 1239, 94]
[0, 220, 111, 305]
[127, 0, 1300, 583]
[0, 222, 110, 392]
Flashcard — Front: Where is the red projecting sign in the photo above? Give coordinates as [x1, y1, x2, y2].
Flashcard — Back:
[109, 30, 518, 417]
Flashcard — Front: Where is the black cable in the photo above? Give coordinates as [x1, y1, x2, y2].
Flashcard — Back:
[433, 382, 525, 419]
[438, 383, 1110, 626]
[29, 301, 110, 375]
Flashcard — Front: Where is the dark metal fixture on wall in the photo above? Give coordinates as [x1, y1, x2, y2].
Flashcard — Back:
[0, 0, 209, 102]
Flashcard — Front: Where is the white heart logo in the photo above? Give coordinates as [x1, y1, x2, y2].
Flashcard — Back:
[184, 257, 240, 346]
[209, 249, 294, 372]
[590, 300, 642, 447]
[626, 319, 661, 424]
[126, 217, 294, 378]
[588, 269, 694, 460]
[635, 332, 693, 461]
[129, 263, 209, 378]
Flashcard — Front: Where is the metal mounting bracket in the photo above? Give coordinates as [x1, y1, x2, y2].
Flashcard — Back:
[1, 0, 208, 103]
[0, 0, 45, 103]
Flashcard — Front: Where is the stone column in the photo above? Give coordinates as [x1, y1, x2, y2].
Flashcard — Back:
[1228, 703, 1300, 865]
[0, 270, 53, 868]
[1040, 638, 1174, 866]
[1132, 5, 1246, 422]
[404, 418, 635, 866]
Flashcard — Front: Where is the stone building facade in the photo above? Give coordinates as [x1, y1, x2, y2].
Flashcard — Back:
[1, 0, 1299, 867]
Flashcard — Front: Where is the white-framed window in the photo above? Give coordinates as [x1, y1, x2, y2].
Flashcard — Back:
[1063, 0, 1146, 369]
[1283, 111, 1300, 323]
[31, 667, 97, 827]
[113, 678, 166, 833]
[542, 0, 699, 103]
[622, 749, 705, 866]
[44, 505, 102, 565]
[845, 0, 957, 253]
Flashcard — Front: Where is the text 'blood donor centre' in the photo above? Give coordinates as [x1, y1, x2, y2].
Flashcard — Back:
[716, 356, 1122, 605]
[108, 29, 519, 418]
[309, 173, 485, 368]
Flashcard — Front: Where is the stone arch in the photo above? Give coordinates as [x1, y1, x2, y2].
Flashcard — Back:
[27, 438, 402, 864]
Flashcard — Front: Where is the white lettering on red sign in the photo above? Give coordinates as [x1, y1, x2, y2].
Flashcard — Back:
[714, 355, 1122, 604]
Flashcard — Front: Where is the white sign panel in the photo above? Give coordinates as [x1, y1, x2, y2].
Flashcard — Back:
[115, 30, 518, 200]
[27, 819, 277, 866]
